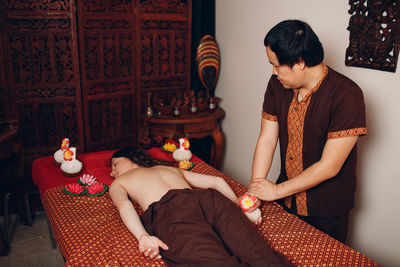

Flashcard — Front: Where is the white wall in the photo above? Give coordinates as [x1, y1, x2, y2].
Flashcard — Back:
[215, 1, 400, 266]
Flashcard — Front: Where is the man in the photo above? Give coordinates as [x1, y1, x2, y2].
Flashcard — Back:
[109, 146, 291, 266]
[248, 20, 367, 244]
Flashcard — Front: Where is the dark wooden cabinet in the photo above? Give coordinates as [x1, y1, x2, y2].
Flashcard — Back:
[0, 0, 192, 173]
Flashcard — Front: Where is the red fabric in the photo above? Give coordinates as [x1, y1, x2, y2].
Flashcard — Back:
[32, 146, 202, 194]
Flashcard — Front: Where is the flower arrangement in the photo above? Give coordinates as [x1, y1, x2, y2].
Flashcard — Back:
[62, 173, 108, 197]
[162, 142, 177, 153]
[178, 160, 195, 171]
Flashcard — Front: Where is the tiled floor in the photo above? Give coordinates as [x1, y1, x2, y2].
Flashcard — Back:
[0, 211, 65, 266]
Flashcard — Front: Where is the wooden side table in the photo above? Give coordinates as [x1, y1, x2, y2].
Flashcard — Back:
[0, 120, 23, 254]
[139, 108, 225, 169]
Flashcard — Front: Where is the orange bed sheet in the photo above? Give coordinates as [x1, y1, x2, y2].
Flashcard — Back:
[34, 151, 379, 266]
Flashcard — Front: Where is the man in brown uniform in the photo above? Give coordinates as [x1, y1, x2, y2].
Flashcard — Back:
[109, 146, 291, 266]
[248, 20, 367, 244]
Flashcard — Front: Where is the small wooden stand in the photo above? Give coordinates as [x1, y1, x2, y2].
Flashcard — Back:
[140, 108, 225, 169]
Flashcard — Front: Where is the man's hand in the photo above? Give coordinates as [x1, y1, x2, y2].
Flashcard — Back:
[139, 235, 169, 260]
[248, 178, 278, 201]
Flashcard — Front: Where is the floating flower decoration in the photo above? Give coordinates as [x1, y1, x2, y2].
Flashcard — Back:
[86, 183, 108, 196]
[63, 183, 86, 196]
[78, 174, 97, 186]
[162, 142, 177, 153]
[178, 160, 195, 171]
[63, 148, 74, 161]
[238, 193, 258, 212]
[181, 138, 190, 150]
[61, 138, 69, 150]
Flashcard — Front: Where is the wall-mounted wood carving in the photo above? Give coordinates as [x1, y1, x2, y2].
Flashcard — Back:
[346, 0, 399, 72]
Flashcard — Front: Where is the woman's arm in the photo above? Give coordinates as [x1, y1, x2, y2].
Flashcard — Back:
[109, 181, 169, 259]
[180, 170, 238, 202]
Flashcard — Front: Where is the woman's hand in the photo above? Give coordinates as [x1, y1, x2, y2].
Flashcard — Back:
[237, 192, 262, 224]
[139, 235, 169, 260]
[245, 208, 262, 225]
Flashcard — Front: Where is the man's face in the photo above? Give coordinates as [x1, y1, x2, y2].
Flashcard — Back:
[266, 46, 304, 89]
[110, 157, 136, 178]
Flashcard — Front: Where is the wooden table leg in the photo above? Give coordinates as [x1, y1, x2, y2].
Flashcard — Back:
[210, 126, 224, 170]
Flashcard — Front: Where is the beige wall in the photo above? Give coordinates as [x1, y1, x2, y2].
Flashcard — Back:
[215, 1, 400, 266]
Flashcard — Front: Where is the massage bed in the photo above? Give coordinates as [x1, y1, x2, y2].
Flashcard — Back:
[32, 147, 380, 266]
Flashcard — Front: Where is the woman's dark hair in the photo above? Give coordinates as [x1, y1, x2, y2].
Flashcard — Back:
[264, 20, 324, 67]
[111, 145, 171, 167]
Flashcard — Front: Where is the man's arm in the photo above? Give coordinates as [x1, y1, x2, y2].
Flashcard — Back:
[109, 181, 168, 259]
[249, 136, 358, 201]
[180, 170, 238, 202]
[251, 118, 279, 182]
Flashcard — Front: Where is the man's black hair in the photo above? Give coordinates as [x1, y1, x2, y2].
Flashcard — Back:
[264, 20, 324, 67]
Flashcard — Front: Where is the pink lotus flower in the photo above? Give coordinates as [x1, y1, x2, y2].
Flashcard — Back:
[65, 183, 85, 194]
[79, 174, 97, 185]
[88, 183, 105, 194]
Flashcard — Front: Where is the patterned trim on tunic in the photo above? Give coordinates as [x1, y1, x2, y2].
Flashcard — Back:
[328, 128, 367, 139]
[262, 111, 277, 121]
[284, 64, 329, 217]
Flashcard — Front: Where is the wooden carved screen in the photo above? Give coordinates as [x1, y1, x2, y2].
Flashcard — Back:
[76, 0, 137, 151]
[0, 38, 12, 122]
[0, 0, 192, 175]
[136, 0, 192, 115]
[0, 0, 84, 170]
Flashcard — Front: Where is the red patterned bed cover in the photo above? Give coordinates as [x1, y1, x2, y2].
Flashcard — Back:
[33, 149, 380, 266]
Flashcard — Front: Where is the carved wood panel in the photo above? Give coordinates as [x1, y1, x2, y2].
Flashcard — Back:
[0, 0, 84, 172]
[346, 0, 399, 72]
[0, 0, 192, 175]
[0, 35, 10, 122]
[137, 0, 192, 115]
[76, 0, 137, 151]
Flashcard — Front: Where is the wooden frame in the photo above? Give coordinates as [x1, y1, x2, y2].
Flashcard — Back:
[346, 0, 399, 72]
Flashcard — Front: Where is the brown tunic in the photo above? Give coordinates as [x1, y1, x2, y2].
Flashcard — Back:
[262, 66, 367, 217]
